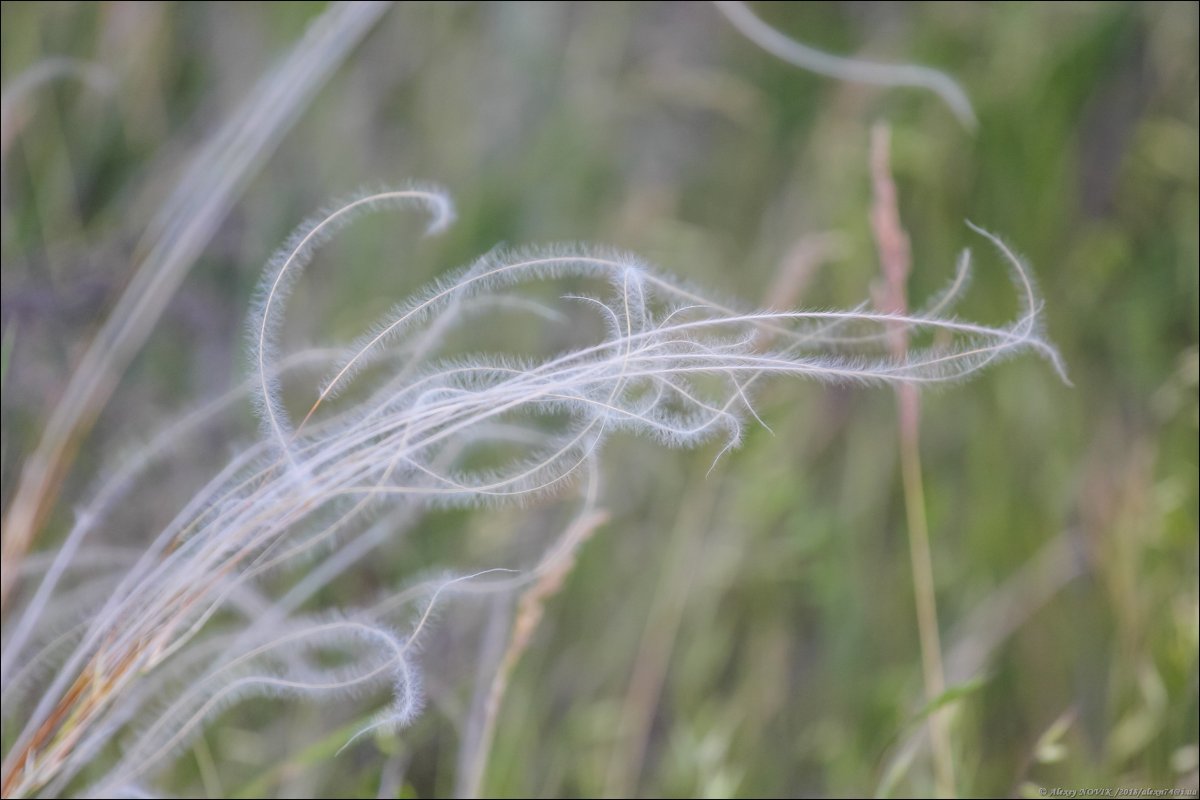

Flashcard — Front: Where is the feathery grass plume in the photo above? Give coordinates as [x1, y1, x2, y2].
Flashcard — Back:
[0, 186, 1060, 798]
[90, 616, 421, 797]
[0, 348, 353, 685]
[249, 185, 455, 476]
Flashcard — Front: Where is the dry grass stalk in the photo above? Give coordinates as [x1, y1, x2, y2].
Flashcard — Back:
[869, 122, 956, 798]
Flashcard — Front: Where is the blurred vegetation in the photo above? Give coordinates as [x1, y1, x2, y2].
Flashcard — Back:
[1, 2, 1196, 797]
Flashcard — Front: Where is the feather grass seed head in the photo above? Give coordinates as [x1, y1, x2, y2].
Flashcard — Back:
[1, 184, 1063, 798]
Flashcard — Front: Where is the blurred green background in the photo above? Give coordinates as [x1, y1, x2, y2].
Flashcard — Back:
[1, 2, 1196, 797]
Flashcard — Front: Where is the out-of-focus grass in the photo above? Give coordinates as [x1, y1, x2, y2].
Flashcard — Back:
[1, 2, 1196, 797]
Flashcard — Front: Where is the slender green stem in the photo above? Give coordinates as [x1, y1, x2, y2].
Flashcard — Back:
[897, 385, 956, 798]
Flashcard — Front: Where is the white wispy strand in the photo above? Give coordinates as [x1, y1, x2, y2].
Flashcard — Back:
[249, 185, 455, 474]
[713, 0, 977, 128]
